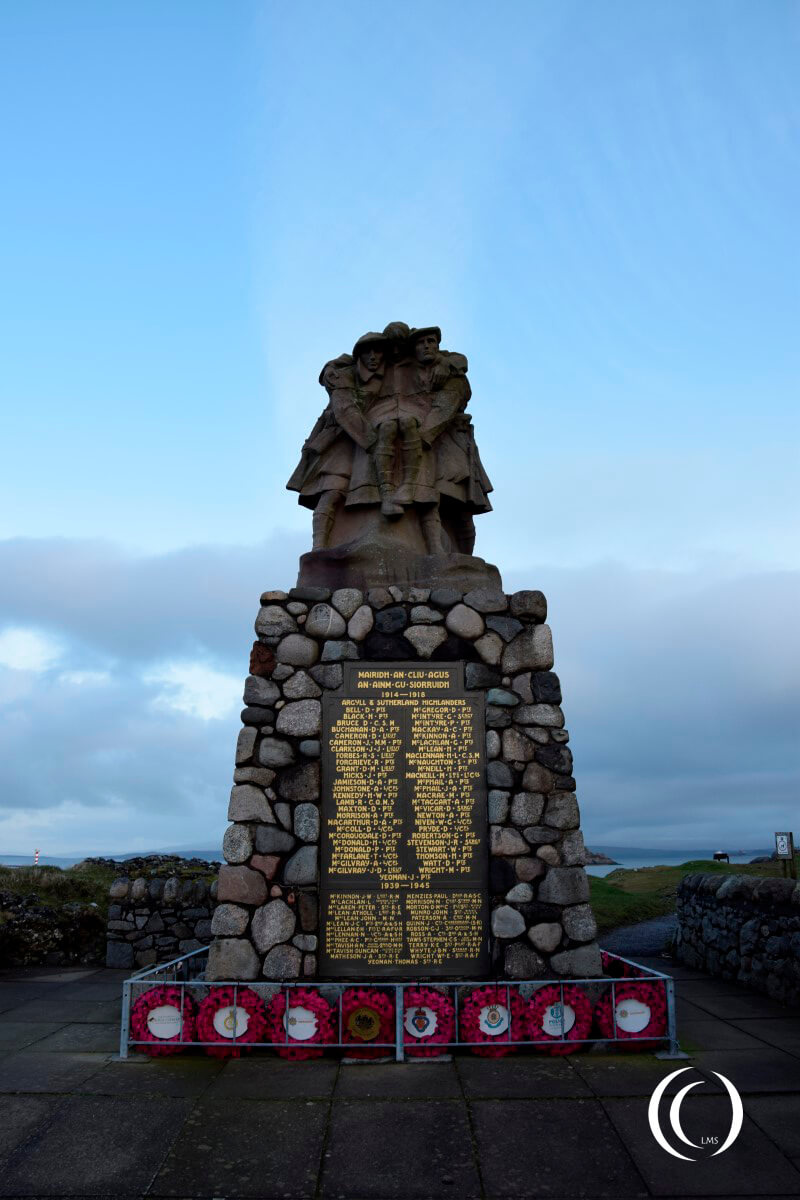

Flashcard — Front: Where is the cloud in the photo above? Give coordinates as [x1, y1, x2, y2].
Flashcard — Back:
[511, 562, 800, 847]
[1, 536, 798, 855]
[57, 670, 112, 687]
[0, 627, 63, 672]
[144, 661, 242, 721]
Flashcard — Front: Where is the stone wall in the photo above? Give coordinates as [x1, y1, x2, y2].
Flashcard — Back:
[207, 583, 601, 983]
[1, 892, 105, 968]
[105, 870, 217, 970]
[676, 873, 800, 1006]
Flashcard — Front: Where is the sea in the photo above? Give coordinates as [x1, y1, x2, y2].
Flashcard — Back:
[584, 846, 771, 878]
[1, 847, 772, 874]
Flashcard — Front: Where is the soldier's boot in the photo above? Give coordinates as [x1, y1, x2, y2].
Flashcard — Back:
[421, 506, 447, 555]
[312, 490, 341, 549]
[394, 419, 422, 506]
[375, 448, 403, 516]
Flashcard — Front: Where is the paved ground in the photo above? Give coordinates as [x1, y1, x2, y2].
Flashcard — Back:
[600, 914, 678, 959]
[1, 955, 799, 1199]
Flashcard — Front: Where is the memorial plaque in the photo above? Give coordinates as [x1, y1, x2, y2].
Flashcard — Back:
[320, 662, 489, 978]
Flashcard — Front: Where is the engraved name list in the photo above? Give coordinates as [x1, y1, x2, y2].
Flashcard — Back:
[320, 662, 489, 977]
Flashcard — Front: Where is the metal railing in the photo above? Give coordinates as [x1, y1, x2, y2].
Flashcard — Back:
[119, 948, 682, 1060]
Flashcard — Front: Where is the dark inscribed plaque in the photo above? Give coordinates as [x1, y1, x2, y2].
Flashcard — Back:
[320, 662, 489, 978]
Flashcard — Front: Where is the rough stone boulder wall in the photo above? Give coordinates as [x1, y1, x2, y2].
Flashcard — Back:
[207, 583, 601, 983]
[1, 893, 106, 967]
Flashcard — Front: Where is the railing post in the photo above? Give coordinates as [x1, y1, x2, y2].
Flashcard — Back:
[654, 976, 689, 1059]
[119, 979, 131, 1059]
[395, 985, 404, 1061]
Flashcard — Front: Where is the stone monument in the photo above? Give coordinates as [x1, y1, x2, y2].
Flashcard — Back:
[207, 322, 601, 984]
[287, 322, 500, 591]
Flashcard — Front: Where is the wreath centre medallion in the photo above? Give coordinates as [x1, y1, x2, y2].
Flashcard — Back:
[614, 999, 651, 1033]
[478, 1004, 509, 1036]
[283, 1005, 318, 1041]
[347, 1006, 381, 1042]
[145, 1004, 183, 1040]
[213, 1005, 250, 1039]
[404, 1005, 438, 1037]
[541, 1003, 576, 1038]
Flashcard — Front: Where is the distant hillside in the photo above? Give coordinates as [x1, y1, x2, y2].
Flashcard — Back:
[114, 847, 222, 861]
[1, 848, 222, 869]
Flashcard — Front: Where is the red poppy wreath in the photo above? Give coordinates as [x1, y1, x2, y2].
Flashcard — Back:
[458, 985, 526, 1058]
[600, 950, 646, 980]
[341, 987, 395, 1059]
[265, 987, 336, 1060]
[196, 986, 268, 1058]
[527, 984, 593, 1055]
[403, 987, 455, 1058]
[594, 979, 667, 1050]
[130, 985, 196, 1057]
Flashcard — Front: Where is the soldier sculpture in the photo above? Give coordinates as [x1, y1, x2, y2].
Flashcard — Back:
[287, 322, 499, 590]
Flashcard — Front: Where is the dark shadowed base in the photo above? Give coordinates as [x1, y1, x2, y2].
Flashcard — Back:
[297, 538, 503, 591]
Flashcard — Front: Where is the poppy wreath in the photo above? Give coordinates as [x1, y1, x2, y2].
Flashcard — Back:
[527, 984, 593, 1055]
[594, 979, 668, 1050]
[130, 985, 196, 1057]
[600, 950, 627, 978]
[403, 987, 455, 1058]
[265, 987, 336, 1060]
[601, 951, 646, 980]
[196, 986, 268, 1059]
[458, 985, 527, 1058]
[341, 987, 395, 1059]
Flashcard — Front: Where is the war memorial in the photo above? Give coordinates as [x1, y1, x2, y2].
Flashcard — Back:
[204, 321, 602, 995]
[107, 321, 687, 1062]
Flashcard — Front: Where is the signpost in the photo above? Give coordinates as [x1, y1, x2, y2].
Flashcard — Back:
[775, 832, 796, 880]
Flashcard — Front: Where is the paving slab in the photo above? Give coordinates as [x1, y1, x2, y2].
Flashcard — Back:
[32, 1023, 120, 1053]
[677, 996, 720, 1022]
[682, 992, 797, 1020]
[0, 970, 99, 984]
[471, 1097, 646, 1197]
[746, 1095, 800, 1160]
[456, 1054, 592, 1099]
[605, 1095, 800, 1196]
[677, 1020, 769, 1052]
[690, 1049, 800, 1094]
[78, 1055, 224, 1097]
[335, 1059, 461, 1099]
[728, 1018, 800, 1056]
[0, 1096, 60, 1161]
[207, 1054, 339, 1100]
[0, 1094, 190, 1197]
[679, 979, 768, 998]
[55, 983, 126, 1003]
[3, 998, 121, 1024]
[0, 991, 63, 1019]
[0, 1051, 108, 1094]
[0, 1021, 67, 1053]
[569, 1053, 699, 1098]
[150, 1098, 327, 1198]
[322, 1099, 479, 1199]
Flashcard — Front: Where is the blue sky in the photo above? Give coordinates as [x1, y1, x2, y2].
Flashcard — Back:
[1, 1, 798, 855]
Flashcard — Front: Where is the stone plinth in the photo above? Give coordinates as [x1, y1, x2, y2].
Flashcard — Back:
[207, 583, 601, 983]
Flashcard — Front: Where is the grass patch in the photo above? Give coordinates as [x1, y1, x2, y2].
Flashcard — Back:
[0, 862, 117, 912]
[589, 855, 798, 933]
